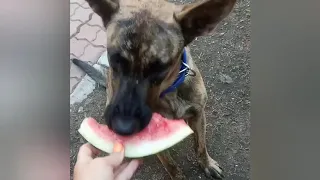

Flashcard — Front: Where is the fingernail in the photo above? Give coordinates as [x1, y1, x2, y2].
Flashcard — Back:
[113, 142, 124, 153]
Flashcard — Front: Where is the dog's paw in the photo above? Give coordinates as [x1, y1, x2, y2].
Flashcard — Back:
[202, 158, 224, 179]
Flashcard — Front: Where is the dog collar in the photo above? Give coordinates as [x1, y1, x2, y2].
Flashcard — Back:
[160, 48, 193, 98]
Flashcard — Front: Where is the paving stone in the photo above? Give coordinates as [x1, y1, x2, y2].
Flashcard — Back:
[71, 7, 93, 22]
[76, 24, 101, 41]
[87, 13, 104, 27]
[70, 20, 83, 36]
[70, 0, 85, 5]
[91, 30, 107, 47]
[70, 38, 90, 58]
[81, 1, 91, 9]
[79, 44, 106, 64]
[70, 3, 80, 16]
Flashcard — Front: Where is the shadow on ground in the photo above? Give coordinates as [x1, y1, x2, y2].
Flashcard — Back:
[70, 0, 251, 179]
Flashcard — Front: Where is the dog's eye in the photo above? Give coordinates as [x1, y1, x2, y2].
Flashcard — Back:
[149, 69, 168, 86]
[145, 60, 169, 86]
[109, 53, 122, 65]
[109, 53, 128, 73]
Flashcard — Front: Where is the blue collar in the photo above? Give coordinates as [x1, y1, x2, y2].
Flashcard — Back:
[160, 48, 190, 98]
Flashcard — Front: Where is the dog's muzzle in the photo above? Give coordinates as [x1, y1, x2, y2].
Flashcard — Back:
[104, 77, 152, 136]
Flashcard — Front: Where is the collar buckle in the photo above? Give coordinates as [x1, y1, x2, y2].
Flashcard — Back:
[159, 48, 196, 98]
[180, 61, 196, 77]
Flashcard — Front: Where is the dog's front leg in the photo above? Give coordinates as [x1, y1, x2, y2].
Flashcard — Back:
[189, 110, 224, 179]
[156, 150, 186, 180]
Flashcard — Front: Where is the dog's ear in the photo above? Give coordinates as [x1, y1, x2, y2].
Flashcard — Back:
[85, 0, 120, 26]
[174, 0, 236, 45]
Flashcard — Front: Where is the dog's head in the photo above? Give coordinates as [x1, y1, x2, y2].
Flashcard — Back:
[86, 0, 236, 135]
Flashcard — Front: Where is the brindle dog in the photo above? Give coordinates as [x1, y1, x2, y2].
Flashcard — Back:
[72, 0, 236, 179]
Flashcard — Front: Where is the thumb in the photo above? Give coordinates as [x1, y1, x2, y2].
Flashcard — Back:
[76, 143, 100, 164]
[101, 143, 125, 167]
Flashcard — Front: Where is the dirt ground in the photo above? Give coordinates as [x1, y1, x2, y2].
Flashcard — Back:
[70, 0, 251, 179]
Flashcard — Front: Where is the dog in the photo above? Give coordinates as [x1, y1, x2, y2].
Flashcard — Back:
[72, 0, 236, 179]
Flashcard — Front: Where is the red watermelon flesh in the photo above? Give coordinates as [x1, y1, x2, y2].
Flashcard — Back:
[78, 113, 193, 158]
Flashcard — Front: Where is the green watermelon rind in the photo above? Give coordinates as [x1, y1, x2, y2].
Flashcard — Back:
[78, 117, 194, 158]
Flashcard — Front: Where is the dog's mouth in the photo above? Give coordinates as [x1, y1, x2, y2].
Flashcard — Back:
[104, 93, 153, 136]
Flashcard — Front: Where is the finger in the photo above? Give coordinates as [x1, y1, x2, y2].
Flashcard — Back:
[99, 142, 125, 167]
[114, 162, 129, 177]
[101, 150, 125, 167]
[114, 160, 140, 180]
[76, 143, 101, 164]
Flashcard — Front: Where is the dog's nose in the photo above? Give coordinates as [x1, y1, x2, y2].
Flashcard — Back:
[111, 116, 137, 136]
[105, 102, 152, 136]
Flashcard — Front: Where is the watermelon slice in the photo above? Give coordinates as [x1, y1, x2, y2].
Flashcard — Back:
[78, 113, 193, 158]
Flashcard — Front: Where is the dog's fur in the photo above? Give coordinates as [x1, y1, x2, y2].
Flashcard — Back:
[73, 0, 236, 179]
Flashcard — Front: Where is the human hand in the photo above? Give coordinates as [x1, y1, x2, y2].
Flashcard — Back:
[74, 143, 141, 180]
